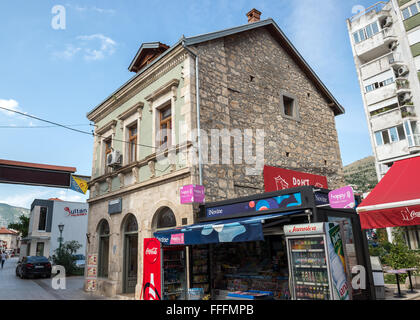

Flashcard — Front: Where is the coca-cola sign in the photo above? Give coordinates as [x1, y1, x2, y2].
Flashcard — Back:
[145, 243, 159, 264]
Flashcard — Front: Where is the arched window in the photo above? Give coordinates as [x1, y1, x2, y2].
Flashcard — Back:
[124, 214, 138, 233]
[97, 219, 110, 278]
[156, 207, 176, 229]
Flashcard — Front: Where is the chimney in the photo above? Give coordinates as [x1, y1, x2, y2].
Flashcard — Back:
[246, 8, 261, 23]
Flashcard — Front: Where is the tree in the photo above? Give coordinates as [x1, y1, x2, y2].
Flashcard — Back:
[383, 228, 420, 283]
[52, 240, 82, 276]
[8, 215, 30, 238]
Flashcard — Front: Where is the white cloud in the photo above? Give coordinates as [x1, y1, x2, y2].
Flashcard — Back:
[53, 34, 116, 61]
[0, 190, 50, 209]
[0, 99, 20, 117]
[66, 4, 115, 15]
[52, 44, 82, 60]
[56, 190, 87, 203]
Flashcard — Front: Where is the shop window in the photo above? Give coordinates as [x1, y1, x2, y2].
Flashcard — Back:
[159, 104, 172, 148]
[98, 220, 110, 278]
[128, 123, 138, 163]
[156, 207, 176, 229]
[38, 207, 47, 231]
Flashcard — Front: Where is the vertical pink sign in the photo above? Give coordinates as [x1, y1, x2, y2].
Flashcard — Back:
[180, 185, 205, 204]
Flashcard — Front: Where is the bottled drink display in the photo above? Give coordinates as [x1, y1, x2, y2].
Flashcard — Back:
[289, 237, 331, 300]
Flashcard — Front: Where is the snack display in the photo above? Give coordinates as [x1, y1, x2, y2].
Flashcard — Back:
[208, 237, 291, 300]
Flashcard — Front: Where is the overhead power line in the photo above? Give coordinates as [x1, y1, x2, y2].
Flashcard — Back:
[0, 106, 157, 150]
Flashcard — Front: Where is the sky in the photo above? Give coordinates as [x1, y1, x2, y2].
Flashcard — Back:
[0, 0, 377, 209]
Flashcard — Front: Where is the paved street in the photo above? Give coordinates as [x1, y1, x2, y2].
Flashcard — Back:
[0, 257, 106, 300]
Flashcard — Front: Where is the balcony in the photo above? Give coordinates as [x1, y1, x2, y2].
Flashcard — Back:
[408, 134, 420, 150]
[376, 139, 410, 162]
[365, 82, 397, 106]
[354, 27, 397, 62]
[401, 104, 417, 119]
[396, 78, 410, 95]
[370, 104, 417, 132]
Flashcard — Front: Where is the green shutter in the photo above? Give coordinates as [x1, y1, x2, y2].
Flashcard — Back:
[404, 13, 420, 31]
[411, 42, 420, 57]
[399, 0, 411, 7]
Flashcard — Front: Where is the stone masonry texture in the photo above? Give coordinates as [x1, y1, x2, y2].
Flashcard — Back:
[193, 27, 345, 202]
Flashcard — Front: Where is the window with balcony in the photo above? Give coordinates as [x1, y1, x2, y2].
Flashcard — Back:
[158, 104, 172, 148]
[353, 21, 380, 44]
[402, 2, 420, 20]
[104, 138, 112, 174]
[365, 77, 394, 93]
[128, 123, 138, 163]
[405, 120, 420, 147]
[375, 124, 406, 146]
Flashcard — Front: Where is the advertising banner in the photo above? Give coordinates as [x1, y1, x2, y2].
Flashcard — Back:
[85, 253, 98, 292]
[180, 185, 205, 204]
[205, 192, 302, 219]
[264, 166, 328, 192]
[142, 238, 161, 300]
[329, 186, 355, 209]
[325, 223, 349, 300]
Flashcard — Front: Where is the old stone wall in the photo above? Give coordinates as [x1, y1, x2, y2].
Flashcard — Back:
[194, 27, 345, 202]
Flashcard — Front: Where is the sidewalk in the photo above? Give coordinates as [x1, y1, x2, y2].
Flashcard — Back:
[384, 284, 420, 300]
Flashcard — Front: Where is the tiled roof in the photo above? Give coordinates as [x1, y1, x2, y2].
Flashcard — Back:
[0, 227, 18, 235]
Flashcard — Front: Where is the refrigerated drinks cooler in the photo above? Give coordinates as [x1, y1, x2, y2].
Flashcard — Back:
[284, 222, 350, 300]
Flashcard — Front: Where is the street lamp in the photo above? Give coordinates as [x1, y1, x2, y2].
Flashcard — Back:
[58, 223, 64, 250]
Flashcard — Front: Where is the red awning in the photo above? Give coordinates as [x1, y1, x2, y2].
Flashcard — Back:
[357, 155, 420, 229]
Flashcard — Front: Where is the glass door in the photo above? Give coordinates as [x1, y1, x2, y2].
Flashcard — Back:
[163, 246, 186, 300]
[288, 236, 331, 300]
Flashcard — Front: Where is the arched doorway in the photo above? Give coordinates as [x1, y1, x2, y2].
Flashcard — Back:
[123, 214, 138, 293]
[97, 219, 110, 278]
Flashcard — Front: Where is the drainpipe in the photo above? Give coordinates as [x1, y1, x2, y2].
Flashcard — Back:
[182, 41, 203, 186]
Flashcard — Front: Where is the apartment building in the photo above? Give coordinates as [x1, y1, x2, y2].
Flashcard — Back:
[347, 0, 420, 181]
[85, 9, 346, 298]
[347, 0, 420, 243]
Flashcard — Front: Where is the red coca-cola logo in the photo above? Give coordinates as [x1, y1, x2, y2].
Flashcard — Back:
[145, 243, 159, 264]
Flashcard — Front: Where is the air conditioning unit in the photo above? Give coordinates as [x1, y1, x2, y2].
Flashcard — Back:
[398, 65, 409, 77]
[399, 92, 412, 104]
[107, 150, 122, 167]
[389, 41, 398, 51]
[383, 16, 393, 28]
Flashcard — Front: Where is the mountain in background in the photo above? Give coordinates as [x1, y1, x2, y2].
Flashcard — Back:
[344, 156, 378, 194]
[0, 203, 30, 228]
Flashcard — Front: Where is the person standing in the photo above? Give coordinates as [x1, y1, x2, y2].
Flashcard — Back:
[1, 251, 6, 269]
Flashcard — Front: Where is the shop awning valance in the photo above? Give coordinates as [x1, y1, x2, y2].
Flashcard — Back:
[154, 210, 303, 246]
[357, 155, 420, 229]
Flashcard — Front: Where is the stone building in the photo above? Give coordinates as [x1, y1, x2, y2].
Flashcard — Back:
[85, 9, 345, 298]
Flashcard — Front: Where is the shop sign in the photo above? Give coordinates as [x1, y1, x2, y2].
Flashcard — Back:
[170, 233, 185, 245]
[329, 186, 355, 209]
[108, 198, 122, 215]
[264, 166, 328, 192]
[180, 185, 205, 204]
[64, 207, 88, 217]
[314, 192, 329, 206]
[283, 223, 324, 236]
[142, 238, 161, 300]
[206, 192, 302, 219]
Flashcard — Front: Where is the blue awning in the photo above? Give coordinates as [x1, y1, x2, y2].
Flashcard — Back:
[153, 210, 303, 246]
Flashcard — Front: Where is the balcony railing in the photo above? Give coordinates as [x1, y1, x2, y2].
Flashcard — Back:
[408, 134, 420, 148]
[401, 105, 417, 118]
[349, 1, 388, 22]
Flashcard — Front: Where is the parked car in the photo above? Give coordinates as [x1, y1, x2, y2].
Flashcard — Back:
[16, 256, 52, 279]
[73, 254, 85, 269]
